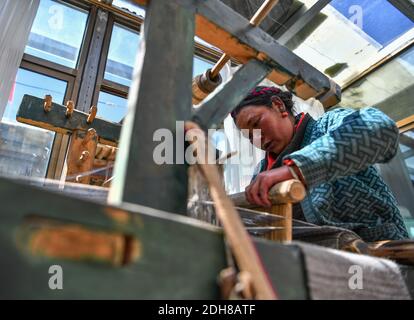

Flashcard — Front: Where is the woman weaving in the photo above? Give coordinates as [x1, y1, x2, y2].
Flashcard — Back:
[231, 86, 408, 242]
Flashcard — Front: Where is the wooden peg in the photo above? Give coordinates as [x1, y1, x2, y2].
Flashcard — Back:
[82, 128, 97, 145]
[87, 105, 97, 124]
[43, 95, 52, 112]
[78, 150, 90, 164]
[65, 101, 74, 118]
[108, 146, 117, 162]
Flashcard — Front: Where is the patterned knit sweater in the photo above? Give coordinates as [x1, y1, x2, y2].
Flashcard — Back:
[253, 107, 409, 242]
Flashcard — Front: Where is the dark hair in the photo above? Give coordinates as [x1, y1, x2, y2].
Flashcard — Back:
[230, 86, 294, 120]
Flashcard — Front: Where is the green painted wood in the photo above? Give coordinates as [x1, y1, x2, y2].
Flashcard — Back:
[109, 0, 195, 215]
[0, 176, 309, 299]
[0, 176, 227, 299]
[192, 59, 271, 130]
[16, 94, 121, 145]
[255, 239, 309, 300]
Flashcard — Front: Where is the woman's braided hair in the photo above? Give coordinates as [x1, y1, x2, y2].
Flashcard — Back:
[230, 86, 294, 120]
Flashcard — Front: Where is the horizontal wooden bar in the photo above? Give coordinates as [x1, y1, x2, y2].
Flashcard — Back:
[229, 179, 306, 208]
[16, 95, 121, 146]
[131, 0, 341, 107]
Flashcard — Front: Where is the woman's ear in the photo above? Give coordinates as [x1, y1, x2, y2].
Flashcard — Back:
[270, 96, 285, 111]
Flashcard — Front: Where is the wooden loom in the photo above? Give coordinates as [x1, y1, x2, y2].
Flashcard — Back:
[0, 0, 364, 299]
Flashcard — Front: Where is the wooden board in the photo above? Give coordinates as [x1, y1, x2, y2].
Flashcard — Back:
[16, 95, 121, 146]
[0, 176, 308, 299]
[108, 0, 194, 215]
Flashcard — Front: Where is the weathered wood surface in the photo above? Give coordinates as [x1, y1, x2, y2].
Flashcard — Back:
[185, 122, 277, 299]
[109, 0, 194, 214]
[66, 129, 99, 185]
[131, 0, 341, 106]
[0, 176, 308, 299]
[0, 176, 226, 299]
[17, 95, 121, 146]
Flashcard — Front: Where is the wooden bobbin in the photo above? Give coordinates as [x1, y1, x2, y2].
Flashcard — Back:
[87, 105, 97, 124]
[65, 101, 75, 118]
[43, 95, 52, 113]
[67, 128, 98, 185]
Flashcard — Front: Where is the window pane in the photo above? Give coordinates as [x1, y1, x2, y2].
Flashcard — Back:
[105, 24, 140, 87]
[97, 91, 128, 123]
[291, 0, 414, 86]
[193, 56, 214, 77]
[376, 129, 414, 237]
[0, 69, 67, 179]
[401, 130, 414, 183]
[25, 0, 88, 68]
[339, 45, 414, 122]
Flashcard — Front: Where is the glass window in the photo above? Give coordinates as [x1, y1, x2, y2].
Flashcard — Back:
[339, 44, 414, 122]
[291, 0, 414, 86]
[105, 24, 140, 87]
[97, 91, 128, 123]
[400, 130, 414, 183]
[25, 0, 88, 68]
[0, 69, 67, 179]
[377, 128, 414, 238]
[99, 57, 213, 123]
[104, 25, 214, 85]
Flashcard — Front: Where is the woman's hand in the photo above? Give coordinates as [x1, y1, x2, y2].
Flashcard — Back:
[245, 166, 294, 208]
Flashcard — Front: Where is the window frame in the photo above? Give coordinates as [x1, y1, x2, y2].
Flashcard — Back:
[18, 0, 96, 179]
[16, 0, 227, 181]
[398, 115, 414, 133]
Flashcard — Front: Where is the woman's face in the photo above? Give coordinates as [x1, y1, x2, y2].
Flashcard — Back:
[235, 103, 295, 154]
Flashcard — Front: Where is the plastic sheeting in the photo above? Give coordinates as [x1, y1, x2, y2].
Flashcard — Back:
[0, 0, 39, 118]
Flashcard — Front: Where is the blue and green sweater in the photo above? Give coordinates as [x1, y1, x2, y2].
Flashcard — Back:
[253, 107, 409, 242]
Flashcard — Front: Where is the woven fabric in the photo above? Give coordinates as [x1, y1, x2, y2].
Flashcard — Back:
[296, 241, 411, 300]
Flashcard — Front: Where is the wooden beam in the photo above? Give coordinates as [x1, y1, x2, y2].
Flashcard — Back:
[0, 175, 226, 299]
[16, 95, 121, 146]
[76, 8, 109, 112]
[108, 0, 195, 214]
[130, 0, 341, 107]
[192, 59, 271, 130]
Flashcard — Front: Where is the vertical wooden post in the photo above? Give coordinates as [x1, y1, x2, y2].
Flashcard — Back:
[76, 9, 109, 112]
[109, 0, 195, 214]
[66, 129, 98, 185]
[258, 204, 292, 242]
